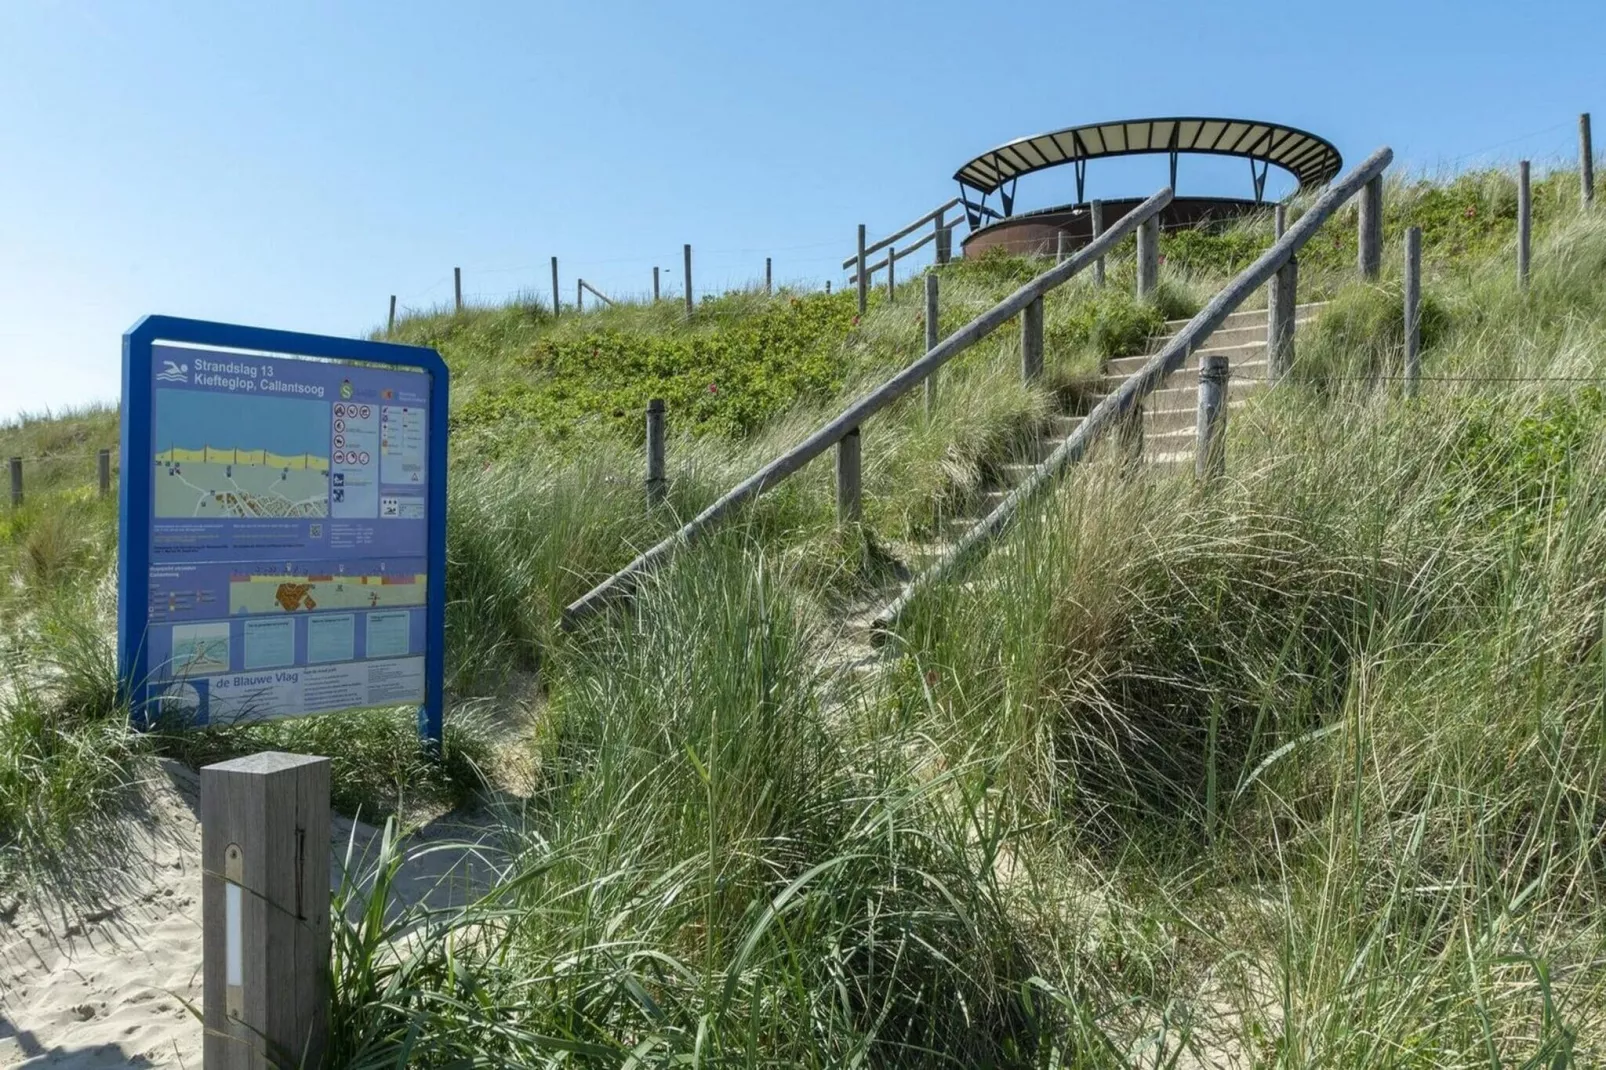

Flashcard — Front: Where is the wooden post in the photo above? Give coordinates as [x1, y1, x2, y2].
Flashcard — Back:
[551, 256, 560, 316]
[1403, 225, 1422, 399]
[1196, 355, 1228, 481]
[683, 243, 693, 317]
[1136, 215, 1159, 299]
[1055, 230, 1067, 264]
[924, 273, 939, 418]
[97, 449, 111, 497]
[886, 246, 896, 301]
[1021, 296, 1044, 382]
[387, 295, 396, 335]
[201, 752, 331, 1070]
[454, 267, 463, 312]
[646, 398, 666, 507]
[1583, 113, 1595, 209]
[653, 266, 660, 302]
[8, 457, 20, 506]
[825, 280, 831, 294]
[856, 224, 868, 314]
[1358, 175, 1383, 280]
[1275, 203, 1287, 239]
[935, 225, 952, 266]
[1091, 200, 1106, 286]
[1117, 404, 1145, 468]
[1517, 160, 1532, 288]
[835, 427, 861, 523]
[1266, 255, 1297, 381]
[576, 278, 584, 312]
[765, 257, 772, 294]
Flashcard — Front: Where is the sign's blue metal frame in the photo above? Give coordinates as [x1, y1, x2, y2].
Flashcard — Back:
[118, 315, 449, 746]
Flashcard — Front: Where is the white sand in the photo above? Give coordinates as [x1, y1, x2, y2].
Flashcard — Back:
[0, 759, 493, 1069]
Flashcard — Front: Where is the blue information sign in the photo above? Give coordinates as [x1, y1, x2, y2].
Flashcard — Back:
[118, 316, 449, 744]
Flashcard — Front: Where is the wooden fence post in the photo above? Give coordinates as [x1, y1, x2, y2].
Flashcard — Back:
[1582, 113, 1594, 209]
[9, 457, 21, 506]
[836, 427, 861, 523]
[825, 281, 831, 294]
[1517, 160, 1532, 288]
[1275, 203, 1287, 239]
[576, 279, 584, 312]
[1267, 254, 1297, 381]
[924, 273, 939, 418]
[683, 244, 694, 317]
[387, 295, 396, 335]
[551, 256, 560, 316]
[98, 449, 111, 497]
[1196, 355, 1228, 481]
[935, 225, 952, 266]
[1404, 225, 1422, 399]
[1358, 175, 1383, 279]
[646, 398, 666, 507]
[765, 257, 772, 294]
[1091, 200, 1106, 286]
[201, 752, 331, 1070]
[886, 246, 896, 301]
[856, 224, 868, 314]
[653, 266, 660, 302]
[1136, 215, 1159, 299]
[1021, 296, 1044, 382]
[454, 267, 463, 312]
[1056, 230, 1067, 264]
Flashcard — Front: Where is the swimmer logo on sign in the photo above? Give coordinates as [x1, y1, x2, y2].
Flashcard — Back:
[118, 316, 449, 746]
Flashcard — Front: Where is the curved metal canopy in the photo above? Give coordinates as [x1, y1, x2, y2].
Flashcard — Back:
[954, 117, 1343, 197]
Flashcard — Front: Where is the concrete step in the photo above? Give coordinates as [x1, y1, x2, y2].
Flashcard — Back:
[1105, 341, 1268, 379]
[1095, 378, 1267, 416]
[1161, 300, 1327, 334]
[1141, 396, 1254, 433]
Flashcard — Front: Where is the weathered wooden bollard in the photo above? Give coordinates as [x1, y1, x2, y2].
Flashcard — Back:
[646, 398, 666, 507]
[1404, 225, 1422, 398]
[836, 427, 861, 523]
[1581, 113, 1594, 209]
[1517, 160, 1532, 288]
[551, 256, 560, 317]
[886, 245, 896, 302]
[202, 752, 330, 1069]
[765, 257, 772, 294]
[924, 273, 939, 418]
[8, 457, 20, 507]
[97, 449, 111, 497]
[1091, 199, 1106, 286]
[856, 224, 868, 315]
[653, 266, 660, 302]
[935, 225, 952, 266]
[1021, 296, 1044, 382]
[683, 244, 694, 318]
[1196, 355, 1228, 481]
[1358, 175, 1383, 280]
[1136, 214, 1159, 299]
[387, 294, 396, 336]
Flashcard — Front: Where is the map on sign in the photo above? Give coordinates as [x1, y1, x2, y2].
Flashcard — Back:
[119, 324, 445, 737]
[153, 390, 331, 519]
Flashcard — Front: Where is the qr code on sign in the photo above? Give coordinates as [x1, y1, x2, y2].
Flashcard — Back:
[309, 524, 323, 539]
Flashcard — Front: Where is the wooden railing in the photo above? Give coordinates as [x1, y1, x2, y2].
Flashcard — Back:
[873, 145, 1396, 629]
[562, 186, 1176, 627]
[843, 198, 964, 308]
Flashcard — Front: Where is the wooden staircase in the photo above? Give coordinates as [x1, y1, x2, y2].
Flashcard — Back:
[890, 300, 1330, 574]
[1097, 300, 1328, 472]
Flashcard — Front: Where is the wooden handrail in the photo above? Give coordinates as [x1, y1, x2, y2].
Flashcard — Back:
[841, 198, 963, 269]
[872, 145, 1396, 630]
[847, 227, 941, 285]
[562, 186, 1176, 627]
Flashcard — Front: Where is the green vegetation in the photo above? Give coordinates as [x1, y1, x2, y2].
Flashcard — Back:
[4, 162, 1606, 1064]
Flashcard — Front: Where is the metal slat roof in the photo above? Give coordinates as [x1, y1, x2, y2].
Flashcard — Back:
[954, 116, 1342, 194]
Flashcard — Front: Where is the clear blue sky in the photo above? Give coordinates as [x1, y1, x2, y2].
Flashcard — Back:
[1, 0, 1599, 422]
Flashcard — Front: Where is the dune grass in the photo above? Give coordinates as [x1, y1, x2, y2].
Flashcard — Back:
[2, 161, 1604, 1063]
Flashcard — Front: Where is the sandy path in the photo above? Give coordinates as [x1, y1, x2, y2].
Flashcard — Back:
[0, 760, 498, 1069]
